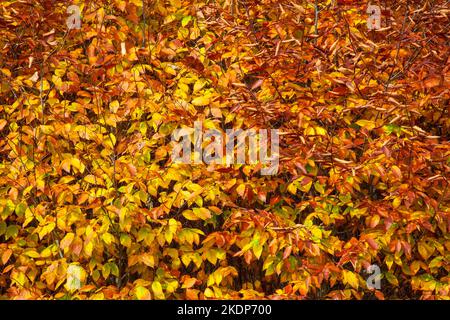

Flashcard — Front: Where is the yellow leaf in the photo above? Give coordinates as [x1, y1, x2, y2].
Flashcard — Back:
[287, 182, 297, 195]
[152, 281, 164, 299]
[213, 271, 223, 285]
[83, 175, 97, 184]
[343, 270, 359, 289]
[70, 158, 85, 173]
[305, 127, 315, 136]
[136, 286, 151, 300]
[164, 64, 177, 75]
[1, 68, 11, 77]
[101, 233, 115, 245]
[386, 255, 394, 270]
[299, 180, 312, 193]
[191, 96, 210, 106]
[206, 249, 217, 265]
[39, 125, 54, 135]
[236, 184, 246, 197]
[411, 261, 421, 274]
[193, 79, 206, 93]
[110, 100, 120, 113]
[182, 209, 199, 221]
[193, 207, 211, 220]
[253, 243, 263, 259]
[84, 241, 94, 257]
[36, 178, 45, 192]
[356, 120, 376, 130]
[418, 241, 435, 260]
[168, 218, 178, 233]
[40, 247, 52, 258]
[11, 270, 26, 287]
[392, 197, 401, 208]
[315, 126, 327, 136]
[59, 176, 75, 184]
[181, 254, 191, 267]
[109, 133, 116, 146]
[140, 253, 155, 267]
[41, 79, 50, 91]
[311, 227, 322, 239]
[204, 287, 214, 298]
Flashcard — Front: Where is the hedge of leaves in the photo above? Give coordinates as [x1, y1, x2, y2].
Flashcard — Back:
[0, 0, 449, 299]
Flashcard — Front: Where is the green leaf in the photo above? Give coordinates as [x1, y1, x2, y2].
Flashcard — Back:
[0, 221, 6, 236]
[5, 225, 19, 240]
[109, 263, 120, 277]
[15, 203, 27, 217]
[102, 264, 111, 279]
[120, 234, 132, 247]
[253, 242, 263, 259]
[385, 272, 399, 286]
[383, 124, 401, 135]
[314, 181, 325, 194]
[181, 15, 192, 27]
[428, 256, 443, 270]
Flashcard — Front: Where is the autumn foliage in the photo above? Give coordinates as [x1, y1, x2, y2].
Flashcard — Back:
[0, 0, 449, 300]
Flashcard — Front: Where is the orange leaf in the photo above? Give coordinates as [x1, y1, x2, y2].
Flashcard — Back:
[2, 249, 12, 265]
[182, 277, 197, 289]
[185, 288, 199, 300]
[283, 246, 292, 259]
[60, 233, 75, 250]
[367, 238, 379, 250]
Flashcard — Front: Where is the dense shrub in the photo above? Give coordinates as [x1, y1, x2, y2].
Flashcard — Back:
[0, 0, 448, 299]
